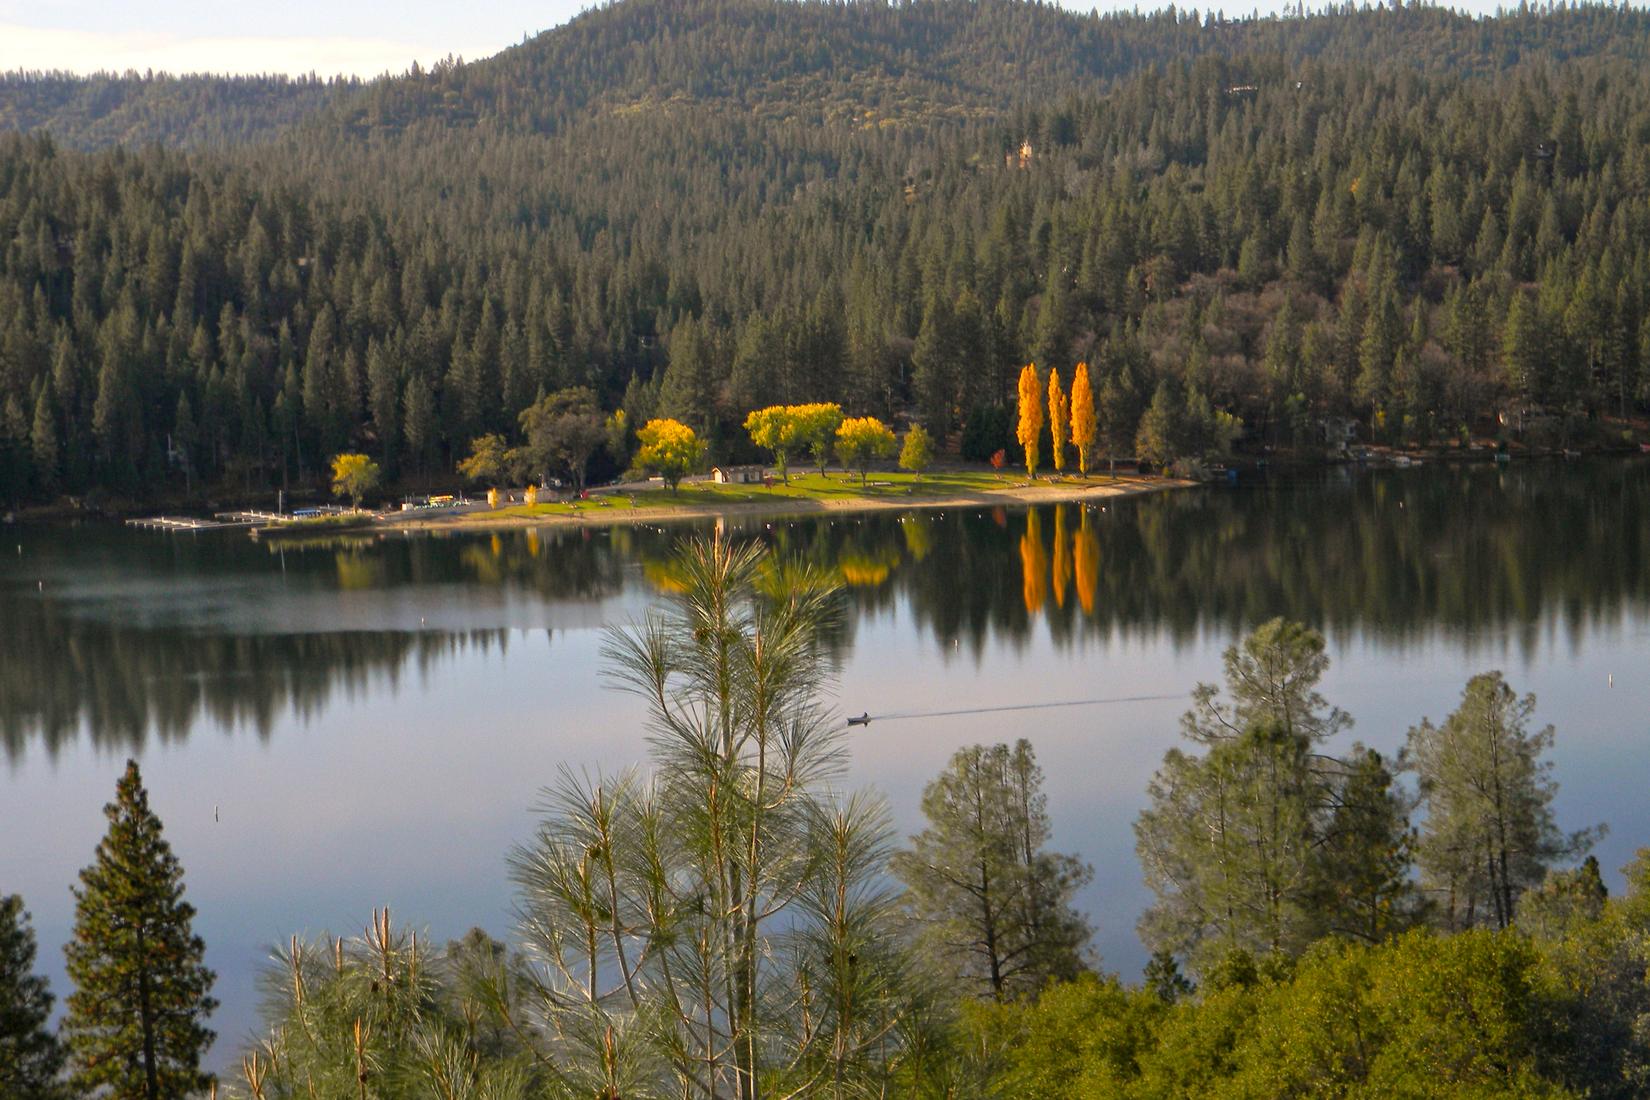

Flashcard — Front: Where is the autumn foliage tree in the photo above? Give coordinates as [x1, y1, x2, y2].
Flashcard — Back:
[633, 417, 705, 492]
[328, 453, 381, 509]
[1070, 361, 1097, 476]
[1017, 363, 1044, 477]
[835, 415, 897, 485]
[1048, 369, 1069, 474]
[794, 402, 845, 475]
[743, 405, 807, 482]
[900, 423, 934, 479]
[456, 432, 509, 487]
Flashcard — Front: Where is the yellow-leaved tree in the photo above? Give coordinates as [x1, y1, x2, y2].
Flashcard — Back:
[793, 402, 846, 475]
[899, 424, 934, 480]
[1071, 361, 1097, 477]
[835, 417, 897, 485]
[1016, 363, 1043, 477]
[634, 418, 706, 494]
[743, 406, 805, 483]
[329, 453, 381, 509]
[1048, 369, 1069, 474]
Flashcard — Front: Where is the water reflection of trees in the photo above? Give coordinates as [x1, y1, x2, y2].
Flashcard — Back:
[876, 460, 1650, 656]
[1, 523, 659, 760]
[0, 609, 506, 761]
[6, 460, 1645, 756]
[719, 460, 1650, 660]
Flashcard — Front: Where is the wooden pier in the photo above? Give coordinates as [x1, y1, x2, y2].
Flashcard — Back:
[127, 513, 270, 531]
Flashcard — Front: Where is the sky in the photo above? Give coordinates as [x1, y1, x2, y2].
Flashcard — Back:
[0, 0, 1520, 79]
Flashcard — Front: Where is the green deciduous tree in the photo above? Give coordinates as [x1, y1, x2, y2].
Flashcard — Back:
[512, 386, 605, 493]
[891, 739, 1093, 1002]
[63, 760, 216, 1100]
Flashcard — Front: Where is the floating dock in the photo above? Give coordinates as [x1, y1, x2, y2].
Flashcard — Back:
[126, 512, 273, 531]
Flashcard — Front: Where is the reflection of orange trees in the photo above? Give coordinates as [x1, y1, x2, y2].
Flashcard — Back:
[1075, 508, 1100, 615]
[642, 558, 692, 593]
[1051, 505, 1072, 608]
[460, 543, 507, 584]
[900, 515, 933, 562]
[1020, 508, 1048, 614]
[334, 551, 386, 591]
[838, 545, 901, 587]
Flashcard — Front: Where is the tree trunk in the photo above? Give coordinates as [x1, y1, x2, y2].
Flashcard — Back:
[137, 926, 160, 1100]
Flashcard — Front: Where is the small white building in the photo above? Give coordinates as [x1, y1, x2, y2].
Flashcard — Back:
[711, 465, 764, 485]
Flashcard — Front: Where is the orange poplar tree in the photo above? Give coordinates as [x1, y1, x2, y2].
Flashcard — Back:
[1070, 361, 1097, 476]
[1016, 363, 1043, 477]
[1048, 369, 1069, 474]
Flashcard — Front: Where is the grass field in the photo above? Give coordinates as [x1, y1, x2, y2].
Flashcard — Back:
[484, 469, 1131, 519]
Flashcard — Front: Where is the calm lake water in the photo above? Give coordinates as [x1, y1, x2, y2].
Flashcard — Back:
[4, 458, 1649, 1064]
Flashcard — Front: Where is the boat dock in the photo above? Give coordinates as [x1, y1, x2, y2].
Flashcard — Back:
[126, 511, 284, 532]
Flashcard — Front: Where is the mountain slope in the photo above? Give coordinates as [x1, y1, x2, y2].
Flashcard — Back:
[10, 0, 1650, 149]
[3, 0, 1650, 509]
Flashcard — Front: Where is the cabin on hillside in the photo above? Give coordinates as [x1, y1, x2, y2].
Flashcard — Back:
[711, 465, 764, 485]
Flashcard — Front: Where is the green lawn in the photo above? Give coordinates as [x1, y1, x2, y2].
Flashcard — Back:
[485, 469, 1123, 519]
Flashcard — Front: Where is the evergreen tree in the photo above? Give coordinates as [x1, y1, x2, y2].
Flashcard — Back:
[1137, 621, 1394, 972]
[892, 739, 1093, 1001]
[1405, 673, 1599, 931]
[63, 760, 216, 1100]
[912, 292, 960, 443]
[0, 894, 66, 1100]
[1310, 748, 1424, 943]
[1134, 380, 1183, 470]
[29, 385, 58, 497]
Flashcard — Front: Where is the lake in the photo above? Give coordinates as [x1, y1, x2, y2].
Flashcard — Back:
[4, 457, 1649, 1065]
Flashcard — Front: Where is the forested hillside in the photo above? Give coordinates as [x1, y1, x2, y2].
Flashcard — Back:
[3, 0, 1650, 506]
[0, 72, 347, 151]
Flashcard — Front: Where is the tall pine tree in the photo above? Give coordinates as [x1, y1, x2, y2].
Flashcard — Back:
[0, 894, 66, 1099]
[63, 760, 216, 1100]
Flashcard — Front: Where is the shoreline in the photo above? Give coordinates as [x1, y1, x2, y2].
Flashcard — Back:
[366, 473, 1195, 535]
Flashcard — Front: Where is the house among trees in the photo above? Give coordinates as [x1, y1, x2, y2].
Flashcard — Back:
[711, 465, 764, 484]
[1006, 139, 1033, 168]
[1319, 416, 1359, 451]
